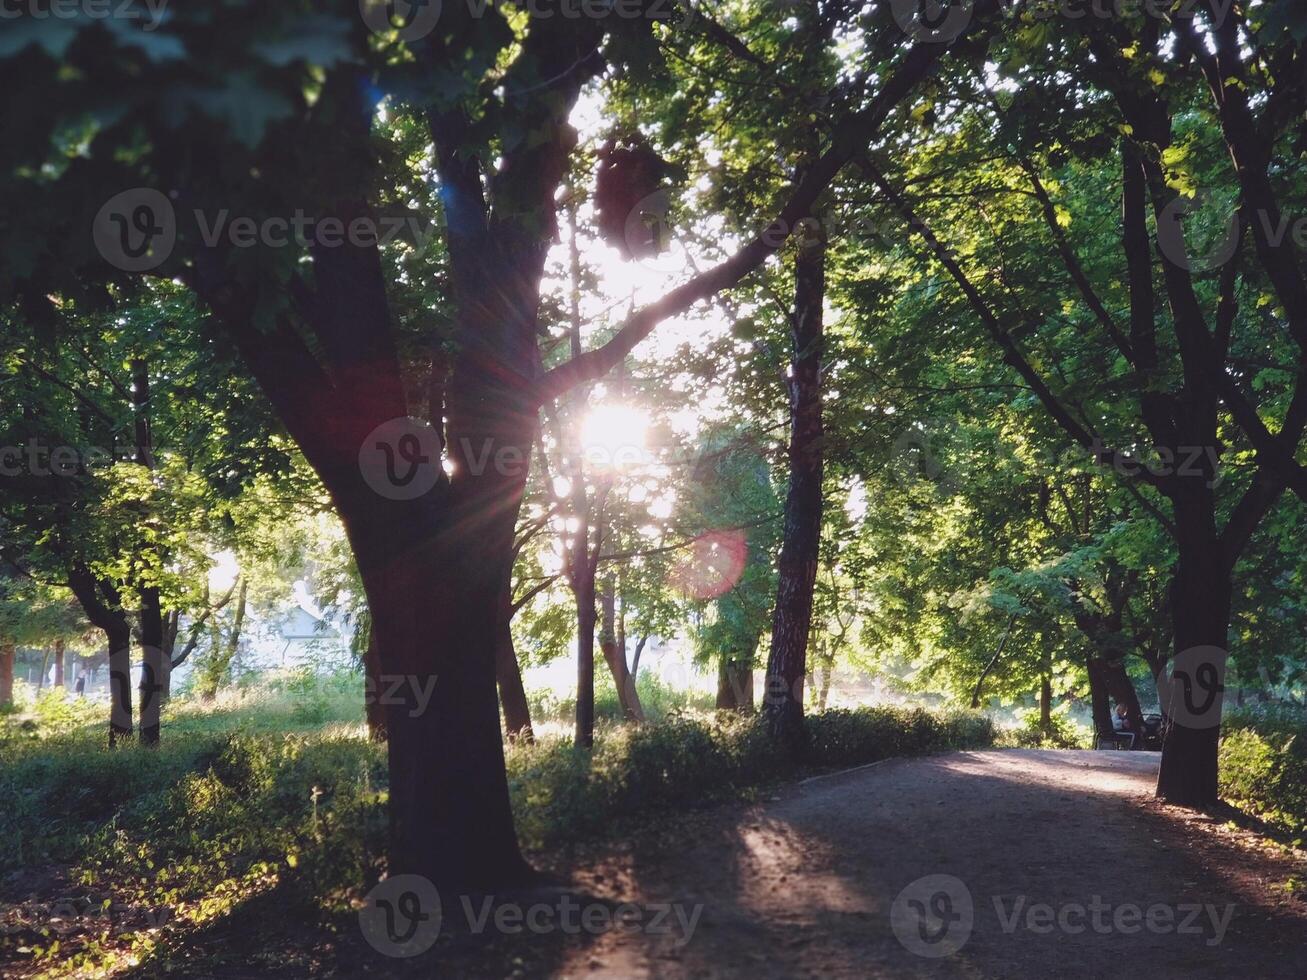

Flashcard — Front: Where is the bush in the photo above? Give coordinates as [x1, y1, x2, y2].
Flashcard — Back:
[507, 706, 995, 849]
[526, 671, 715, 726]
[1220, 711, 1307, 836]
[1003, 707, 1090, 749]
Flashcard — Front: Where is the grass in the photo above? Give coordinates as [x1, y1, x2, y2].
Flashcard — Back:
[0, 672, 995, 976]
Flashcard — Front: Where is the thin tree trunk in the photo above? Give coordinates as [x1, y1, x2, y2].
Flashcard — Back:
[495, 586, 534, 743]
[53, 638, 65, 688]
[159, 610, 179, 703]
[763, 218, 826, 748]
[599, 576, 644, 723]
[363, 630, 387, 741]
[68, 565, 133, 745]
[134, 358, 166, 745]
[0, 641, 14, 708]
[971, 613, 1018, 708]
[818, 663, 832, 711]
[630, 635, 648, 680]
[36, 649, 49, 692]
[716, 656, 738, 711]
[107, 624, 133, 745]
[1040, 673, 1052, 737]
[1086, 657, 1113, 736]
[574, 577, 597, 747]
[199, 577, 246, 701]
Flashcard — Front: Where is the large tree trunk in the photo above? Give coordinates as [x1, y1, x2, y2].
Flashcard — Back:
[341, 356, 536, 892]
[1156, 487, 1232, 807]
[763, 220, 826, 747]
[53, 638, 65, 689]
[599, 577, 643, 723]
[495, 586, 534, 743]
[0, 641, 14, 708]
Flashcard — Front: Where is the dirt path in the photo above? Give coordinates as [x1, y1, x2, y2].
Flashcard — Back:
[544, 749, 1307, 979]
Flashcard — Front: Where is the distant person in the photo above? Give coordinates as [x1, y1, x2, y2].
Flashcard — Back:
[74, 676, 85, 696]
[1111, 704, 1135, 748]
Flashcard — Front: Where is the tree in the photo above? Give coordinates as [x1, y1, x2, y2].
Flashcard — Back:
[1, 0, 1012, 886]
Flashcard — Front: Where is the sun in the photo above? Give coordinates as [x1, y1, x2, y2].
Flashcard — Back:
[580, 404, 649, 471]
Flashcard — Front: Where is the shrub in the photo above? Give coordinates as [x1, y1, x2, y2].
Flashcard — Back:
[1220, 717, 1307, 836]
[506, 706, 995, 849]
[1003, 706, 1089, 749]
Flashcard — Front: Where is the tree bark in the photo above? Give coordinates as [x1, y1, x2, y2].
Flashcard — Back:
[971, 613, 1018, 708]
[1086, 657, 1113, 736]
[599, 576, 643, 723]
[304, 303, 542, 891]
[763, 219, 826, 748]
[107, 624, 133, 744]
[68, 565, 133, 745]
[53, 638, 65, 688]
[630, 635, 648, 680]
[716, 655, 755, 713]
[1156, 486, 1232, 806]
[363, 630, 387, 742]
[495, 586, 534, 743]
[159, 610, 179, 703]
[138, 585, 165, 744]
[133, 358, 166, 745]
[0, 641, 14, 709]
[1102, 657, 1145, 739]
[1039, 670, 1052, 737]
[573, 575, 597, 747]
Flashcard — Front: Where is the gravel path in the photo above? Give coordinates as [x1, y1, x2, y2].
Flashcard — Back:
[551, 749, 1307, 978]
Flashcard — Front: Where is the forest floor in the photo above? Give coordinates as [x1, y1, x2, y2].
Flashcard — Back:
[9, 748, 1307, 977]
